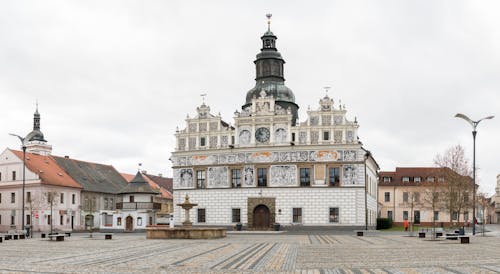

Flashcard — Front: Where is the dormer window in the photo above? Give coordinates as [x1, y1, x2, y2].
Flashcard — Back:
[402, 177, 410, 182]
[414, 177, 421, 183]
[383, 177, 392, 182]
[427, 177, 435, 182]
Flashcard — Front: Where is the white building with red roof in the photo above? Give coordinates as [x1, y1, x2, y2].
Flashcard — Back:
[0, 149, 82, 232]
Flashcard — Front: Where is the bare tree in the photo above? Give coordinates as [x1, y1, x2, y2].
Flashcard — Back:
[44, 191, 59, 234]
[477, 192, 491, 236]
[434, 145, 473, 227]
[422, 176, 445, 239]
[402, 191, 422, 236]
[27, 194, 45, 234]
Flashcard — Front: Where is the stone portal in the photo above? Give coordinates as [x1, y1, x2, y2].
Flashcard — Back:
[248, 197, 275, 230]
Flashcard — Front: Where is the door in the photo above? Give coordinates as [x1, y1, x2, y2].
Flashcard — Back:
[253, 205, 271, 230]
[125, 216, 133, 232]
[414, 211, 420, 225]
[84, 214, 94, 229]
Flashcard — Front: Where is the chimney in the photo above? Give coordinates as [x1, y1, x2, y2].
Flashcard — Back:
[64, 156, 69, 159]
[158, 173, 163, 177]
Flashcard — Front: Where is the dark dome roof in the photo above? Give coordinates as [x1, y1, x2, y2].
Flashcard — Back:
[25, 130, 46, 142]
[245, 82, 295, 105]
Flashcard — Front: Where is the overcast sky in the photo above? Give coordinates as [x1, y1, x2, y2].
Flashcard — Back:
[1, 1, 498, 195]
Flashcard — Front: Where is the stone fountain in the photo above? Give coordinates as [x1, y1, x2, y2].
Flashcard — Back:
[146, 194, 226, 239]
[177, 194, 197, 228]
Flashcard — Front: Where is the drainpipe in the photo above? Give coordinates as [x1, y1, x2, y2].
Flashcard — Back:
[364, 153, 369, 230]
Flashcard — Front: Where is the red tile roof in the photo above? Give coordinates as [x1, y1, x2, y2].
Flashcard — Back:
[143, 173, 173, 193]
[10, 149, 82, 189]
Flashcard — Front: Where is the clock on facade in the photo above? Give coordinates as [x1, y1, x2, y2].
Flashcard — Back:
[255, 127, 270, 143]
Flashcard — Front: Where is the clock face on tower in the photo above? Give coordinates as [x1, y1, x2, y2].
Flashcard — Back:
[255, 127, 270, 143]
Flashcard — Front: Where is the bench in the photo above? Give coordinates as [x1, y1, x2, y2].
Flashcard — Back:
[459, 236, 470, 244]
[47, 234, 65, 241]
[418, 232, 426, 238]
[64, 232, 71, 237]
[443, 233, 459, 240]
[438, 234, 469, 244]
[105, 233, 113, 240]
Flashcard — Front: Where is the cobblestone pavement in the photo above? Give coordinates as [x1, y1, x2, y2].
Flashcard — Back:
[1, 233, 500, 273]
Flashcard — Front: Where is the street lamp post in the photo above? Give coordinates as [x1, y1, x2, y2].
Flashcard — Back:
[454, 113, 494, 235]
[9, 133, 27, 232]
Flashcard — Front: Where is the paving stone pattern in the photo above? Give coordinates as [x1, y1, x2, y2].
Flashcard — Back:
[1, 233, 500, 273]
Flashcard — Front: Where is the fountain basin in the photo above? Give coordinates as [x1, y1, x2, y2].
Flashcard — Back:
[146, 225, 226, 239]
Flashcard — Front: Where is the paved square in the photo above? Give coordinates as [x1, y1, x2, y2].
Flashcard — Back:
[1, 232, 500, 273]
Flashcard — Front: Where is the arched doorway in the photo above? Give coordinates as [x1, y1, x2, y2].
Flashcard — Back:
[253, 205, 271, 230]
[84, 214, 94, 230]
[125, 216, 134, 232]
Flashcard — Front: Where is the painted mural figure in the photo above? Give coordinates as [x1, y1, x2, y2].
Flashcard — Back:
[343, 166, 355, 185]
[243, 166, 254, 186]
[180, 169, 193, 187]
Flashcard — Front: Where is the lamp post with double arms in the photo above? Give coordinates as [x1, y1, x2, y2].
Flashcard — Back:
[454, 113, 494, 235]
[9, 133, 27, 231]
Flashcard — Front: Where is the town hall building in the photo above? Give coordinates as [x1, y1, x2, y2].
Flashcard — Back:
[171, 16, 379, 229]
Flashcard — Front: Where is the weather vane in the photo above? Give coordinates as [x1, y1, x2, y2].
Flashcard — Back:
[266, 13, 272, 31]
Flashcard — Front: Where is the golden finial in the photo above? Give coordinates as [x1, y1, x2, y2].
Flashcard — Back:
[266, 14, 272, 31]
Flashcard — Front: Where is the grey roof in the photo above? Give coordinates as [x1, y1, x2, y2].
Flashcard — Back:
[53, 156, 128, 194]
[120, 171, 159, 195]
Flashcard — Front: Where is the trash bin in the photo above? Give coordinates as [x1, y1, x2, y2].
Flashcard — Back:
[459, 227, 465, 235]
[236, 223, 242, 231]
[274, 223, 280, 231]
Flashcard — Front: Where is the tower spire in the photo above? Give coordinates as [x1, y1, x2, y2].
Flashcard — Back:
[266, 13, 272, 32]
[33, 102, 40, 130]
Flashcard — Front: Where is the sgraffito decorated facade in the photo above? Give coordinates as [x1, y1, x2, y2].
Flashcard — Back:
[171, 16, 379, 229]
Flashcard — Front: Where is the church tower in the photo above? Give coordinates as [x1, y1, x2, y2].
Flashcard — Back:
[244, 14, 299, 125]
[24, 104, 52, 155]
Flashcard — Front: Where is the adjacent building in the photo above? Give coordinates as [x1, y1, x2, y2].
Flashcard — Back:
[0, 149, 82, 232]
[111, 172, 161, 231]
[378, 167, 475, 226]
[1, 107, 173, 232]
[53, 156, 129, 230]
[171, 17, 379, 229]
[121, 172, 173, 225]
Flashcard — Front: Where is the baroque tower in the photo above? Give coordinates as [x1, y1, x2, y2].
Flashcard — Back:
[244, 14, 299, 125]
[24, 104, 52, 155]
